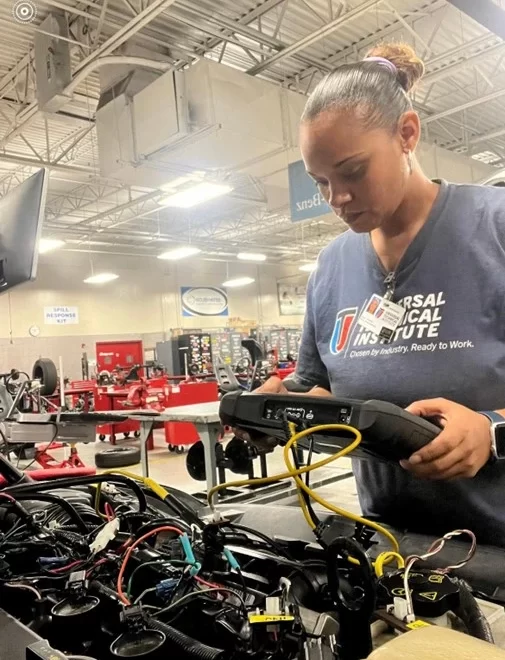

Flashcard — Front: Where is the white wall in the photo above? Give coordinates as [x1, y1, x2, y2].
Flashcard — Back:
[0, 251, 306, 377]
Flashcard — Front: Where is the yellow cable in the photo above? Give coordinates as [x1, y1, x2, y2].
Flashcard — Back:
[207, 424, 362, 509]
[374, 551, 405, 578]
[93, 469, 171, 518]
[283, 426, 400, 554]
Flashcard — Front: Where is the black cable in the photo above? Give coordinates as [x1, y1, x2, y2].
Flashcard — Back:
[5, 474, 147, 513]
[5, 492, 89, 534]
[453, 579, 494, 643]
[223, 522, 294, 560]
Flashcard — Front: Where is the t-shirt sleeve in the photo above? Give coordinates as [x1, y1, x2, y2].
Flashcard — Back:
[294, 275, 331, 391]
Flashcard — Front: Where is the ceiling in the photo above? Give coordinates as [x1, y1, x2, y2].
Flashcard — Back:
[1, 0, 505, 264]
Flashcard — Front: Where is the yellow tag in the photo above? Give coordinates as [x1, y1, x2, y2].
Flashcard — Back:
[248, 614, 295, 624]
[407, 620, 431, 630]
[428, 574, 444, 584]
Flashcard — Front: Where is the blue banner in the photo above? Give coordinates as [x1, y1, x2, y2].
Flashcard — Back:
[288, 159, 331, 222]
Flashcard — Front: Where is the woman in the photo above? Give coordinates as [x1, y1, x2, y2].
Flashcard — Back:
[263, 43, 505, 546]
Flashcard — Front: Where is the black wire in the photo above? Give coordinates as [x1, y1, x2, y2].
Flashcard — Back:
[223, 523, 294, 560]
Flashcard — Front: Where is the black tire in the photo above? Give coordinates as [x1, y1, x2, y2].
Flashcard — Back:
[99, 435, 106, 442]
[134, 431, 141, 438]
[95, 446, 141, 468]
[32, 358, 58, 396]
[124, 432, 130, 439]
[175, 446, 184, 454]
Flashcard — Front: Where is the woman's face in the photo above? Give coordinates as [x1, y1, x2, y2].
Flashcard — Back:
[299, 108, 416, 233]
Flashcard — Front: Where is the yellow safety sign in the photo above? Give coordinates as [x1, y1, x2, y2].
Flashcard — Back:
[428, 574, 444, 584]
[419, 592, 438, 601]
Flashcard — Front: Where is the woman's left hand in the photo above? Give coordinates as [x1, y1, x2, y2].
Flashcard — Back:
[400, 398, 492, 479]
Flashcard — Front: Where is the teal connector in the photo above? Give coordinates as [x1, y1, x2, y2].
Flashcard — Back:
[180, 533, 201, 576]
[223, 547, 240, 571]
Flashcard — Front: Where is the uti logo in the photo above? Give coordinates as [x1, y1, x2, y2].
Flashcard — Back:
[329, 308, 358, 354]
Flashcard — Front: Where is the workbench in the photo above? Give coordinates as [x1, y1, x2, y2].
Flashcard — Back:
[131, 402, 222, 494]
[132, 402, 353, 506]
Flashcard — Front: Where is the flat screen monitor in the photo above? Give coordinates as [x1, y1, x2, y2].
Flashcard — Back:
[0, 169, 48, 293]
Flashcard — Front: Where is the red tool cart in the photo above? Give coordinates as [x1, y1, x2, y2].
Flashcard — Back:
[163, 381, 219, 453]
[96, 340, 144, 374]
[94, 385, 141, 443]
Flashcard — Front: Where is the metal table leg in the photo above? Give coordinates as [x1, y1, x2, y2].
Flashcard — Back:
[195, 421, 220, 494]
[140, 420, 154, 477]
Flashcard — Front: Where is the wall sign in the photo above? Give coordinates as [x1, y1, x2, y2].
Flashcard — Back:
[278, 284, 307, 316]
[44, 306, 79, 325]
[288, 159, 331, 222]
[181, 287, 228, 317]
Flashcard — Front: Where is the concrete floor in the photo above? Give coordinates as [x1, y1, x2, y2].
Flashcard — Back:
[15, 430, 360, 510]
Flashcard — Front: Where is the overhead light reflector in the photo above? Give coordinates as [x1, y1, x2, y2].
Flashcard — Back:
[39, 238, 65, 254]
[222, 277, 255, 287]
[299, 262, 317, 272]
[84, 273, 119, 284]
[158, 246, 202, 260]
[237, 252, 267, 262]
[159, 182, 232, 208]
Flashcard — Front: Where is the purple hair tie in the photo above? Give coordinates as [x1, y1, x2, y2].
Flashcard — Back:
[363, 56, 397, 75]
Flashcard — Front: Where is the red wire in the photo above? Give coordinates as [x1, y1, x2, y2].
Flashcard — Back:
[49, 560, 84, 574]
[194, 576, 223, 589]
[117, 525, 184, 606]
[104, 503, 115, 521]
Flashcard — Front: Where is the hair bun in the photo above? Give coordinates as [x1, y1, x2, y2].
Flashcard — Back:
[365, 42, 425, 92]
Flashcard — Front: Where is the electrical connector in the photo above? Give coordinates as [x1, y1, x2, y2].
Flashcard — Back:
[155, 578, 178, 599]
[89, 517, 120, 555]
[223, 547, 240, 571]
[179, 533, 201, 576]
[392, 597, 415, 624]
[38, 556, 70, 568]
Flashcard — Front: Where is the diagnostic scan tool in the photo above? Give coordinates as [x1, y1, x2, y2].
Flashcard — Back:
[219, 391, 441, 462]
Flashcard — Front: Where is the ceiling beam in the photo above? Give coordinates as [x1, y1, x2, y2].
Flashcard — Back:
[423, 86, 505, 123]
[246, 0, 380, 75]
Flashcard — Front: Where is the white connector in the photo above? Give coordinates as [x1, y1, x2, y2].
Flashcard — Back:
[393, 597, 415, 624]
[90, 518, 120, 554]
[265, 597, 281, 615]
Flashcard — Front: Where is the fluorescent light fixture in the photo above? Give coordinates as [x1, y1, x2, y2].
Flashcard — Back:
[158, 246, 202, 260]
[159, 182, 233, 208]
[299, 262, 317, 272]
[84, 272, 119, 284]
[222, 277, 255, 287]
[39, 238, 65, 254]
[237, 252, 267, 262]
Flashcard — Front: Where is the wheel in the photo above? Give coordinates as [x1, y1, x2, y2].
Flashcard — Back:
[175, 446, 184, 454]
[95, 446, 141, 468]
[99, 434, 106, 442]
[168, 444, 174, 452]
[124, 432, 130, 439]
[134, 431, 141, 438]
[32, 358, 58, 396]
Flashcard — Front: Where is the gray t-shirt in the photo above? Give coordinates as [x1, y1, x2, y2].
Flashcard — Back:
[296, 180, 505, 546]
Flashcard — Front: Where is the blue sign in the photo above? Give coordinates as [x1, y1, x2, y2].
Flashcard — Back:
[181, 287, 228, 317]
[288, 159, 331, 222]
